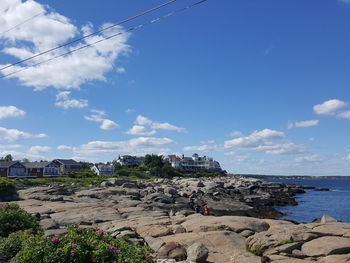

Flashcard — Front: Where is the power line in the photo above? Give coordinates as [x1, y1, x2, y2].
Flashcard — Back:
[0, 11, 44, 36]
[0, 0, 177, 72]
[0, 0, 208, 79]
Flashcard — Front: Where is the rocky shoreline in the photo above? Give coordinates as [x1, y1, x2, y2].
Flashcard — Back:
[6, 175, 349, 262]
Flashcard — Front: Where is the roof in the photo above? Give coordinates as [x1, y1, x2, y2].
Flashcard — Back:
[53, 159, 80, 165]
[0, 161, 20, 168]
[24, 162, 54, 168]
[97, 164, 114, 171]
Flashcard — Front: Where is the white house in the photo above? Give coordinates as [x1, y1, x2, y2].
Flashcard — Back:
[166, 153, 221, 171]
[91, 164, 114, 176]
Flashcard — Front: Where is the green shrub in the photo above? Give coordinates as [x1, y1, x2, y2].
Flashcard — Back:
[0, 203, 40, 238]
[13, 225, 155, 263]
[70, 170, 96, 178]
[0, 230, 32, 261]
[0, 178, 16, 195]
[246, 246, 265, 256]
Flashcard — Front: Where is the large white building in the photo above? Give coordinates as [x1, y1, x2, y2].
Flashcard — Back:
[166, 153, 221, 171]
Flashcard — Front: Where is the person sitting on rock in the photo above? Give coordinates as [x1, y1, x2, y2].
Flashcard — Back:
[194, 204, 201, 213]
[203, 204, 209, 215]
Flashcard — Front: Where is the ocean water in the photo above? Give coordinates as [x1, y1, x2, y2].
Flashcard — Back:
[268, 179, 350, 223]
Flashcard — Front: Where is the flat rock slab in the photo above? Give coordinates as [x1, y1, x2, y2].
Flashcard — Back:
[268, 255, 315, 263]
[302, 236, 350, 257]
[312, 223, 350, 238]
[158, 230, 259, 263]
[318, 254, 350, 263]
[181, 214, 270, 233]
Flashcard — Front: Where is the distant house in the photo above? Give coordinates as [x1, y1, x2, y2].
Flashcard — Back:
[166, 153, 221, 171]
[25, 162, 61, 177]
[0, 161, 27, 177]
[116, 155, 144, 167]
[91, 164, 114, 176]
[52, 159, 82, 172]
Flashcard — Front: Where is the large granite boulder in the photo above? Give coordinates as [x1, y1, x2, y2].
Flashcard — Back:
[186, 242, 208, 263]
[301, 236, 350, 257]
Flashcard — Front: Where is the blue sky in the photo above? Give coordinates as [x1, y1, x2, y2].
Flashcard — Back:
[1, 0, 350, 175]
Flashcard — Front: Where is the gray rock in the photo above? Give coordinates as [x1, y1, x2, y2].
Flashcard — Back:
[165, 187, 178, 196]
[321, 214, 338, 224]
[100, 181, 112, 187]
[144, 193, 174, 204]
[186, 242, 209, 263]
[40, 218, 59, 230]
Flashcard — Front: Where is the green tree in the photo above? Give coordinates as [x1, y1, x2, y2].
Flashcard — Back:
[4, 154, 13, 162]
[79, 162, 93, 169]
[143, 155, 164, 168]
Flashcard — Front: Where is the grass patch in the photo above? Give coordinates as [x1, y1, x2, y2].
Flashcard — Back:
[280, 238, 294, 245]
[246, 246, 265, 257]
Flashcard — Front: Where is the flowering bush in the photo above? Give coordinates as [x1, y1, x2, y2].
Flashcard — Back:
[0, 203, 40, 238]
[13, 225, 155, 263]
[0, 230, 32, 261]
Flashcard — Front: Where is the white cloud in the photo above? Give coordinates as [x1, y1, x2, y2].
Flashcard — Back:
[100, 119, 118, 130]
[259, 143, 307, 155]
[55, 91, 88, 109]
[0, 149, 47, 161]
[116, 67, 126, 73]
[74, 137, 176, 156]
[84, 109, 118, 130]
[200, 140, 215, 144]
[224, 129, 285, 148]
[345, 154, 350, 161]
[295, 155, 324, 163]
[183, 144, 221, 152]
[313, 99, 348, 116]
[0, 127, 47, 142]
[339, 0, 350, 4]
[0, 1, 130, 90]
[229, 131, 242, 137]
[224, 129, 306, 155]
[57, 145, 73, 151]
[313, 99, 350, 120]
[287, 120, 319, 129]
[125, 108, 135, 113]
[126, 125, 156, 136]
[127, 115, 186, 136]
[235, 154, 250, 163]
[0, 144, 21, 149]
[309, 137, 315, 142]
[337, 111, 350, 120]
[28, 145, 51, 155]
[0, 106, 26, 120]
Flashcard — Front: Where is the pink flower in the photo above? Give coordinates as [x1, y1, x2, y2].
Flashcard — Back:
[27, 233, 35, 237]
[144, 255, 150, 259]
[52, 236, 60, 243]
[72, 243, 78, 248]
[97, 229, 105, 235]
[109, 246, 121, 253]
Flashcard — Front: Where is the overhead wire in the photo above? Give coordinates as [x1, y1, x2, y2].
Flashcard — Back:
[0, 0, 208, 79]
[0, 0, 177, 72]
[0, 11, 44, 36]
